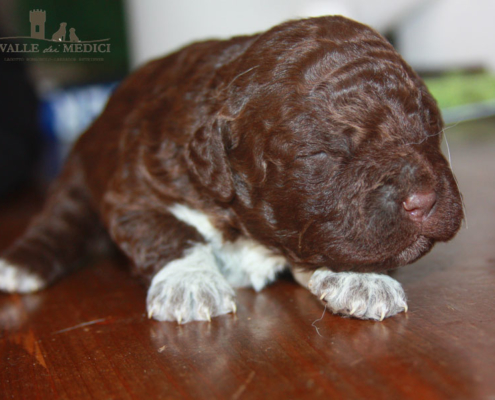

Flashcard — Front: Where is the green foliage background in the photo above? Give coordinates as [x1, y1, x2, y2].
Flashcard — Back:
[425, 72, 495, 109]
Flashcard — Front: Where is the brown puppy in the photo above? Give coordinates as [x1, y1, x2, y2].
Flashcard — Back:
[0, 16, 463, 323]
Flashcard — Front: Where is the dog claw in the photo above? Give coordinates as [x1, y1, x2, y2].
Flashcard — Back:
[403, 304, 408, 313]
[177, 314, 182, 325]
[379, 310, 385, 321]
[349, 306, 357, 315]
[205, 309, 211, 322]
[148, 308, 154, 319]
[231, 301, 237, 314]
[320, 293, 326, 301]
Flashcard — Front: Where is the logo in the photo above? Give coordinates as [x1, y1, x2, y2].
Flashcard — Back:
[0, 9, 111, 61]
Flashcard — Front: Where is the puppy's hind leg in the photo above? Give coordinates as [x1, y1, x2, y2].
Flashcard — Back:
[107, 207, 236, 323]
[0, 157, 103, 293]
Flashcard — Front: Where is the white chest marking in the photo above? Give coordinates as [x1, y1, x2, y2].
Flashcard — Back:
[168, 204, 288, 291]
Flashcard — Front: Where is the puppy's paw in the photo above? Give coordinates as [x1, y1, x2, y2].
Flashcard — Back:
[0, 259, 45, 293]
[146, 244, 236, 324]
[309, 270, 407, 321]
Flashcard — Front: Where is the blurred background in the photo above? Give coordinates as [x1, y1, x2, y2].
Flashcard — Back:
[0, 0, 494, 196]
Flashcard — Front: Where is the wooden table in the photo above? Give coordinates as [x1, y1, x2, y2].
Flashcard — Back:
[1, 118, 494, 399]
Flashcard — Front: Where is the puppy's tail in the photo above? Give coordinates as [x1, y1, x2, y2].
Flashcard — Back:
[0, 155, 103, 293]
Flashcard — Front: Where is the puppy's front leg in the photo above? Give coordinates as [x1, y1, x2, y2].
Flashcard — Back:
[294, 269, 408, 321]
[147, 243, 237, 323]
[108, 208, 236, 323]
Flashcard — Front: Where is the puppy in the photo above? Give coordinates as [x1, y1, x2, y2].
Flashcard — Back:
[0, 16, 463, 323]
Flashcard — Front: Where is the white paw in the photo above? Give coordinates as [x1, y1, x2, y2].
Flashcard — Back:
[146, 244, 236, 324]
[0, 259, 45, 293]
[308, 270, 408, 321]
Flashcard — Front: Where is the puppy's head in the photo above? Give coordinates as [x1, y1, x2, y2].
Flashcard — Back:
[187, 16, 463, 272]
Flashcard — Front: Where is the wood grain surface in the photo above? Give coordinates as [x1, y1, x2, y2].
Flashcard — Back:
[1, 118, 494, 399]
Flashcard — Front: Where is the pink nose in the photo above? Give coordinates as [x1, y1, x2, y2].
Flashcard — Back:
[403, 191, 437, 222]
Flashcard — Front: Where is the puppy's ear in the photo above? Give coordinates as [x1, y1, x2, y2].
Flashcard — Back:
[185, 119, 234, 202]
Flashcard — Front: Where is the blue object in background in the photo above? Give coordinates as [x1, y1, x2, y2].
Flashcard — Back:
[40, 82, 119, 144]
[38, 82, 119, 178]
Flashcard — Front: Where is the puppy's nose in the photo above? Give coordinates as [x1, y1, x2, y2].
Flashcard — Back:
[403, 191, 437, 222]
